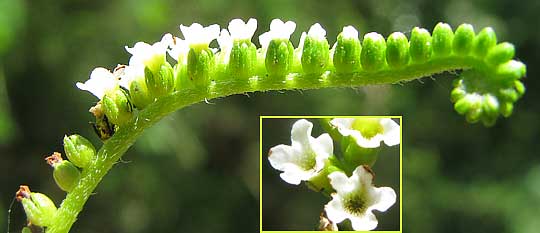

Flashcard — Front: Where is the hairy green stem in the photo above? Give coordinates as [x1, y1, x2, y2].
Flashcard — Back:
[46, 56, 473, 232]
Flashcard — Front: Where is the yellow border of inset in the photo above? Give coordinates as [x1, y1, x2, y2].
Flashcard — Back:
[259, 116, 403, 233]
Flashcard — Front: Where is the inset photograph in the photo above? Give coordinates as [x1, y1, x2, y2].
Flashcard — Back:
[260, 116, 402, 232]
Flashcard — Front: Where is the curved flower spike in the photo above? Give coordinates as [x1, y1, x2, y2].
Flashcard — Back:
[125, 33, 171, 73]
[325, 166, 396, 231]
[258, 19, 296, 50]
[268, 119, 333, 185]
[167, 36, 190, 63]
[179, 23, 220, 48]
[76, 67, 118, 99]
[228, 18, 257, 40]
[330, 118, 400, 148]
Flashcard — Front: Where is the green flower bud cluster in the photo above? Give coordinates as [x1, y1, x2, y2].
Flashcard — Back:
[77, 19, 526, 129]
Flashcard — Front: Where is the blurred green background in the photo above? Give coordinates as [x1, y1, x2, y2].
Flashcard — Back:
[261, 118, 400, 230]
[0, 0, 538, 232]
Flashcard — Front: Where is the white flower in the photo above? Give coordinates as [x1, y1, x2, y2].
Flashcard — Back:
[330, 118, 400, 148]
[167, 36, 190, 64]
[325, 166, 396, 231]
[125, 33, 171, 73]
[258, 19, 296, 50]
[296, 23, 327, 59]
[76, 67, 118, 99]
[179, 23, 220, 48]
[268, 119, 333, 185]
[228, 18, 257, 40]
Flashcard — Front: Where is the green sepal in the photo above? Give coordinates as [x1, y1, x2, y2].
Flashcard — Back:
[128, 74, 153, 109]
[341, 135, 380, 169]
[319, 118, 342, 142]
[473, 27, 497, 58]
[409, 27, 432, 63]
[485, 42, 515, 66]
[385, 32, 409, 68]
[453, 24, 475, 55]
[145, 62, 174, 98]
[20, 193, 57, 227]
[53, 160, 81, 192]
[102, 88, 133, 126]
[361, 32, 386, 71]
[265, 39, 294, 77]
[306, 155, 343, 195]
[432, 22, 454, 57]
[63, 134, 96, 168]
[187, 47, 215, 88]
[494, 60, 526, 84]
[229, 39, 257, 79]
[301, 36, 330, 75]
[333, 32, 361, 73]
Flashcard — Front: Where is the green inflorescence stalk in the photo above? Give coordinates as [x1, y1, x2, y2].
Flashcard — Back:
[40, 20, 525, 232]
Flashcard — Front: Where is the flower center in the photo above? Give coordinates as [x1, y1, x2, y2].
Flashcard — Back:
[351, 119, 383, 139]
[343, 192, 368, 215]
[298, 150, 317, 171]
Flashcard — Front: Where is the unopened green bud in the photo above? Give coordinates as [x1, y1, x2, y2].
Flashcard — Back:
[409, 27, 432, 63]
[450, 87, 466, 102]
[473, 27, 497, 58]
[187, 47, 215, 88]
[485, 42, 515, 65]
[453, 24, 475, 55]
[46, 152, 81, 192]
[482, 94, 499, 118]
[432, 22, 454, 57]
[145, 62, 174, 98]
[229, 39, 257, 78]
[333, 26, 361, 73]
[499, 88, 519, 102]
[16, 186, 57, 227]
[495, 60, 526, 83]
[454, 95, 481, 115]
[514, 80, 526, 97]
[63, 134, 96, 168]
[361, 32, 386, 71]
[265, 39, 294, 77]
[500, 102, 514, 117]
[301, 30, 330, 75]
[385, 32, 409, 68]
[102, 88, 133, 126]
[465, 108, 482, 123]
[129, 75, 153, 109]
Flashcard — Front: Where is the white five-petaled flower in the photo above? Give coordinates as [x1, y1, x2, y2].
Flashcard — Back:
[325, 166, 396, 231]
[125, 33, 171, 73]
[268, 119, 333, 185]
[258, 19, 296, 51]
[179, 23, 220, 48]
[297, 23, 327, 59]
[76, 67, 119, 99]
[330, 118, 400, 148]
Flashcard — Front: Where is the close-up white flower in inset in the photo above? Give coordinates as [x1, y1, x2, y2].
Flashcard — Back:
[325, 166, 396, 231]
[228, 18, 257, 40]
[330, 118, 400, 148]
[268, 119, 333, 185]
[125, 33, 171, 73]
[258, 19, 296, 50]
[76, 67, 118, 99]
[179, 23, 220, 48]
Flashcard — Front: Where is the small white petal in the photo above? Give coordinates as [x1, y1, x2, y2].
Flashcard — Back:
[258, 31, 272, 50]
[341, 25, 359, 39]
[350, 212, 378, 231]
[369, 187, 397, 212]
[352, 165, 374, 187]
[328, 171, 354, 193]
[381, 118, 400, 146]
[267, 144, 296, 171]
[325, 194, 348, 223]
[259, 19, 296, 50]
[228, 18, 258, 40]
[290, 119, 313, 146]
[180, 23, 220, 46]
[167, 37, 189, 62]
[308, 23, 326, 39]
[312, 133, 333, 170]
[329, 118, 354, 129]
[76, 67, 117, 99]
